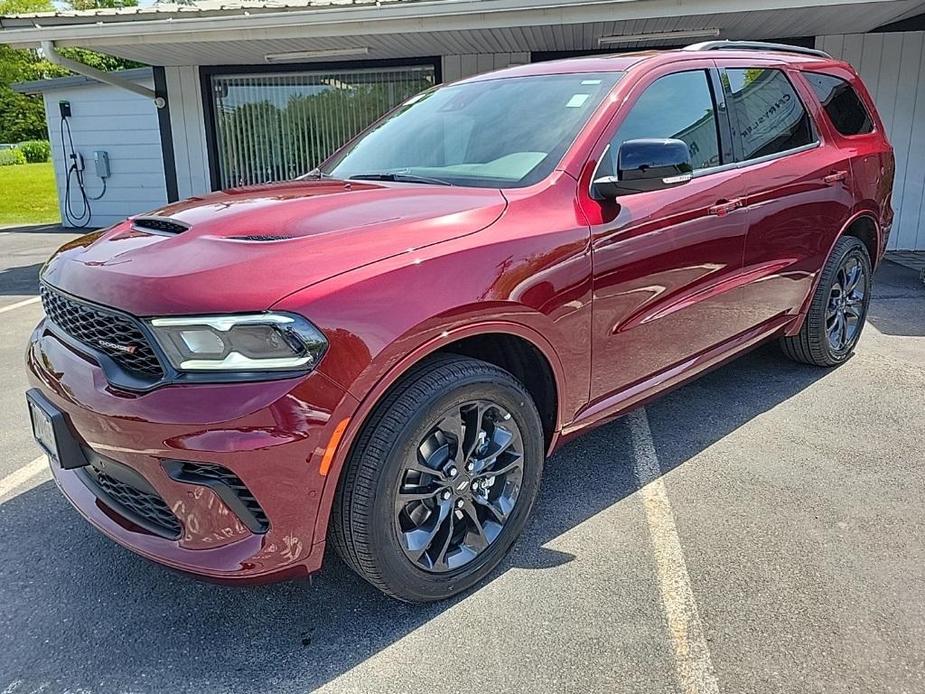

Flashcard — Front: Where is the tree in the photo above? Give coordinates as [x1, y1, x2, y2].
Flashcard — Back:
[68, 0, 138, 9]
[0, 0, 54, 142]
[0, 0, 141, 142]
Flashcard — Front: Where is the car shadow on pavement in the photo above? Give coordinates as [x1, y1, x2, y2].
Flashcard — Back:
[0, 224, 72, 235]
[0, 263, 44, 297]
[866, 261, 925, 338]
[0, 346, 831, 693]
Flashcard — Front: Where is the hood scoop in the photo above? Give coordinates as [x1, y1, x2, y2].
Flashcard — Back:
[132, 216, 190, 236]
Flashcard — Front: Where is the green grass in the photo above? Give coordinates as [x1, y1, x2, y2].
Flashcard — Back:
[0, 162, 59, 226]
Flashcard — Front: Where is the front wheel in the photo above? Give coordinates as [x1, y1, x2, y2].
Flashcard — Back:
[331, 355, 545, 602]
[780, 235, 872, 366]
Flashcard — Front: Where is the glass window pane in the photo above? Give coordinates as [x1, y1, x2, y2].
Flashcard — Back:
[723, 68, 816, 161]
[804, 72, 873, 136]
[210, 65, 437, 189]
[323, 72, 622, 188]
[608, 70, 721, 172]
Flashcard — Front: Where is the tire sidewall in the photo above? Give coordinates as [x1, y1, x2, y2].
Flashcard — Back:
[367, 373, 544, 602]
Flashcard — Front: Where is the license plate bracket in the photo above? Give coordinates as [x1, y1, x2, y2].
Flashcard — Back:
[26, 390, 88, 470]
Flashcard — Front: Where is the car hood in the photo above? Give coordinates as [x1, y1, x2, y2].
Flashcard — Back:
[42, 180, 507, 315]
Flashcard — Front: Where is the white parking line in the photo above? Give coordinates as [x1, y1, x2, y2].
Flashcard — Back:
[0, 296, 41, 315]
[0, 455, 49, 499]
[627, 408, 720, 694]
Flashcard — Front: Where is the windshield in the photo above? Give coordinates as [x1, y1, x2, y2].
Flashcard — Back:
[320, 72, 623, 188]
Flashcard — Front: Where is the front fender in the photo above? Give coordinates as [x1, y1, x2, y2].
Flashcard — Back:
[271, 220, 593, 549]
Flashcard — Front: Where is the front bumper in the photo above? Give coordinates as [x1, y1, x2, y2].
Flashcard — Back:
[26, 319, 357, 583]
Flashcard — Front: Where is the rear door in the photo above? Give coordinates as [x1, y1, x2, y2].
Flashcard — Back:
[718, 61, 856, 322]
[586, 62, 753, 402]
[803, 67, 894, 258]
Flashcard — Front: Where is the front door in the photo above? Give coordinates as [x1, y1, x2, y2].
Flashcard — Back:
[586, 65, 753, 402]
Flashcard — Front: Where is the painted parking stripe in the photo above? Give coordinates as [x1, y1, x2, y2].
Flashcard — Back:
[0, 296, 41, 315]
[0, 455, 49, 499]
[627, 408, 720, 694]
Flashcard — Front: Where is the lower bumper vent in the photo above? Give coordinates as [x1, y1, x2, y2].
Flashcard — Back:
[165, 462, 269, 534]
[79, 458, 182, 540]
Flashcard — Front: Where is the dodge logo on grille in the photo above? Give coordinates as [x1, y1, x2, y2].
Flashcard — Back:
[98, 339, 137, 355]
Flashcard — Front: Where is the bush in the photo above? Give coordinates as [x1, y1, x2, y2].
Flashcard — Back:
[0, 148, 26, 166]
[18, 140, 51, 163]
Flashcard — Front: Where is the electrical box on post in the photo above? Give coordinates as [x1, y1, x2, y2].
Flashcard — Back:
[93, 151, 110, 179]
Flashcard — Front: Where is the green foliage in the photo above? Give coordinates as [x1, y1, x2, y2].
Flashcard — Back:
[18, 139, 50, 162]
[0, 147, 26, 166]
[57, 46, 142, 72]
[0, 83, 48, 142]
[0, 0, 54, 13]
[0, 0, 143, 143]
[68, 0, 137, 8]
[0, 0, 55, 142]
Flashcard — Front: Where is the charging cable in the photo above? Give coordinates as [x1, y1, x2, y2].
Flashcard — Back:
[60, 113, 106, 228]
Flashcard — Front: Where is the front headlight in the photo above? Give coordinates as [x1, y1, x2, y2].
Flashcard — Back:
[148, 313, 327, 372]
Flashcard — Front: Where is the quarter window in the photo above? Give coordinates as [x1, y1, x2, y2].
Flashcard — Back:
[722, 68, 816, 161]
[607, 70, 722, 172]
[804, 72, 874, 136]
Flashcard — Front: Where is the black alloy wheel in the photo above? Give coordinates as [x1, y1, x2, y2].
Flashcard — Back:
[780, 235, 872, 366]
[395, 400, 524, 572]
[825, 254, 868, 353]
[331, 354, 544, 603]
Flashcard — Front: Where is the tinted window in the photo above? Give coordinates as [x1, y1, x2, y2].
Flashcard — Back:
[607, 70, 721, 172]
[723, 68, 816, 161]
[805, 72, 874, 136]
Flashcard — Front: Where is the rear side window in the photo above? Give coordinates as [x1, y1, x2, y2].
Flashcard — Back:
[804, 72, 874, 136]
[607, 70, 722, 172]
[722, 68, 816, 161]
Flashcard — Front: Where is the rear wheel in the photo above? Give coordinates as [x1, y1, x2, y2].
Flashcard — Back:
[331, 355, 544, 602]
[780, 236, 871, 366]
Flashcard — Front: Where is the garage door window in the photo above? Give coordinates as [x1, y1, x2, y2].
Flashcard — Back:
[209, 65, 437, 189]
[804, 72, 874, 136]
[722, 68, 816, 161]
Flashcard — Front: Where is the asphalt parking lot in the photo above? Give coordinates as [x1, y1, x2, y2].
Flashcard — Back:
[1, 224, 923, 694]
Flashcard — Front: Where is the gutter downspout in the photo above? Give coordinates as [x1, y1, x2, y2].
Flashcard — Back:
[40, 40, 166, 108]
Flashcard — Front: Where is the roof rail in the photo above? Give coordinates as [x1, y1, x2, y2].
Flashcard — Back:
[684, 40, 831, 59]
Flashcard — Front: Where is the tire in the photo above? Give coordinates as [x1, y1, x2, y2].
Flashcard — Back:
[331, 354, 545, 602]
[780, 236, 872, 367]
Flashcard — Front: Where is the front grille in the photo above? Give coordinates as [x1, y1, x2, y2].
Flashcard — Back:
[86, 465, 182, 539]
[41, 285, 164, 379]
[133, 217, 189, 235]
[167, 462, 269, 533]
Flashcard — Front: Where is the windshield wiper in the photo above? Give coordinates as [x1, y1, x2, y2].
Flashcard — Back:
[348, 172, 453, 186]
[299, 169, 334, 180]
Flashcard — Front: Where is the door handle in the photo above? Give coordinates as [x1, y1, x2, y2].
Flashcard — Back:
[708, 199, 744, 217]
[824, 170, 848, 184]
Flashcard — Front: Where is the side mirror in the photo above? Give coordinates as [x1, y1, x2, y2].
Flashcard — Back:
[592, 138, 693, 200]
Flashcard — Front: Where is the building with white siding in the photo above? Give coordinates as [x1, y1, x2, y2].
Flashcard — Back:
[2, 0, 925, 249]
[13, 68, 167, 228]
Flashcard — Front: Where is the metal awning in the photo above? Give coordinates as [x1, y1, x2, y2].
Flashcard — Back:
[0, 0, 923, 66]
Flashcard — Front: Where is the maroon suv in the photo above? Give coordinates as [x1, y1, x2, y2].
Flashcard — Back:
[26, 42, 893, 602]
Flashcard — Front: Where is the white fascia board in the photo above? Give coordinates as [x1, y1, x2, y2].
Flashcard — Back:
[0, 0, 914, 48]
